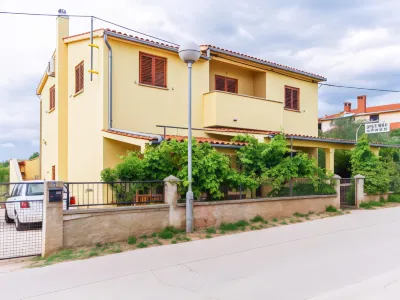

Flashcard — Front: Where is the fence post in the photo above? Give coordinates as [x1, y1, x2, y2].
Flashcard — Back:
[354, 174, 366, 208]
[42, 181, 64, 257]
[332, 174, 341, 209]
[164, 176, 183, 229]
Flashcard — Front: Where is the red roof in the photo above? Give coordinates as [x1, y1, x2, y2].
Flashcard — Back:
[321, 103, 400, 120]
[390, 122, 400, 130]
[203, 44, 326, 80]
[103, 129, 247, 146]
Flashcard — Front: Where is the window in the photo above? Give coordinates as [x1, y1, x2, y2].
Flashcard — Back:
[139, 52, 167, 87]
[370, 114, 379, 122]
[52, 165, 56, 180]
[49, 85, 55, 110]
[27, 184, 44, 196]
[75, 61, 84, 93]
[284, 86, 300, 110]
[215, 75, 238, 93]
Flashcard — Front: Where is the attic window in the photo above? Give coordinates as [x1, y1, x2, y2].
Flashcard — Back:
[370, 114, 379, 122]
[215, 75, 238, 93]
[139, 52, 167, 88]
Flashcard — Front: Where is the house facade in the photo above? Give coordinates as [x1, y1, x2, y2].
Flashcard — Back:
[36, 11, 389, 181]
[319, 95, 400, 132]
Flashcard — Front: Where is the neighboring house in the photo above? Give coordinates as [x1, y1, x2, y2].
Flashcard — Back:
[319, 95, 400, 132]
[9, 158, 40, 182]
[36, 10, 394, 180]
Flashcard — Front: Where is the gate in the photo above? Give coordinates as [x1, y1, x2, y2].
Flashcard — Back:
[340, 178, 356, 208]
[0, 182, 43, 260]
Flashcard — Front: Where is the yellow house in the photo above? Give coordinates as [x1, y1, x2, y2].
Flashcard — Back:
[36, 10, 392, 181]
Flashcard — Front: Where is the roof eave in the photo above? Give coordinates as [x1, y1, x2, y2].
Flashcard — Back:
[208, 47, 326, 82]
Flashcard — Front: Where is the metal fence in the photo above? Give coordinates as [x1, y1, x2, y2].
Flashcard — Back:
[64, 181, 165, 209]
[188, 178, 337, 202]
[340, 178, 356, 207]
[0, 182, 43, 260]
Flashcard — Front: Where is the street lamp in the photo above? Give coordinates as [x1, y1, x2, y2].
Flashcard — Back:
[178, 41, 201, 233]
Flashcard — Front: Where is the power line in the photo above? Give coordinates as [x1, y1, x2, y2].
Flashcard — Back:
[320, 83, 400, 93]
[0, 11, 179, 46]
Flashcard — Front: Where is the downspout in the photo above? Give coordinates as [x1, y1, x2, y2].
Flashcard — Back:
[103, 33, 163, 142]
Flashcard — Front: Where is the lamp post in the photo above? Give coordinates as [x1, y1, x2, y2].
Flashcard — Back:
[178, 42, 201, 233]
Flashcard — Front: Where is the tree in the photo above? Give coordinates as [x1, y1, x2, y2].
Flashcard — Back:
[29, 152, 39, 160]
[0, 161, 9, 182]
[350, 134, 390, 194]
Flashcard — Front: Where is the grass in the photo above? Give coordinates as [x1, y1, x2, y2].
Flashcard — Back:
[171, 240, 177, 244]
[290, 219, 296, 224]
[137, 242, 149, 249]
[388, 194, 400, 203]
[219, 230, 226, 235]
[158, 226, 181, 239]
[151, 232, 157, 237]
[205, 234, 212, 239]
[140, 234, 148, 239]
[127, 236, 137, 245]
[152, 238, 162, 245]
[205, 227, 216, 234]
[219, 220, 249, 232]
[272, 218, 278, 222]
[360, 200, 385, 209]
[293, 212, 308, 218]
[325, 205, 338, 213]
[250, 226, 257, 230]
[280, 221, 288, 225]
[250, 215, 265, 223]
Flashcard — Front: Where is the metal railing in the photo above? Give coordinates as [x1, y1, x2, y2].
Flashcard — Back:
[64, 181, 165, 209]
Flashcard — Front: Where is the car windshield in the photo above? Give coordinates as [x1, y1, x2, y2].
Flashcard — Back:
[26, 183, 44, 196]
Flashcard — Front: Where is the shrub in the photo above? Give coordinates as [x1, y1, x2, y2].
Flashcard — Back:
[360, 201, 385, 209]
[158, 231, 174, 239]
[137, 242, 149, 248]
[388, 194, 400, 203]
[250, 215, 265, 223]
[325, 205, 338, 213]
[127, 236, 137, 245]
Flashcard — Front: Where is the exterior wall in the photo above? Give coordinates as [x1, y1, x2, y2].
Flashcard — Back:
[203, 91, 283, 130]
[103, 138, 141, 169]
[320, 120, 333, 132]
[9, 159, 22, 182]
[24, 157, 40, 180]
[41, 76, 58, 180]
[266, 71, 318, 136]
[67, 37, 104, 181]
[173, 195, 337, 229]
[106, 38, 209, 136]
[253, 72, 266, 98]
[63, 205, 169, 247]
[355, 111, 400, 124]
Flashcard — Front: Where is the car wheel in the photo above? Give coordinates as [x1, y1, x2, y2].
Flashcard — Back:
[15, 214, 26, 231]
[4, 209, 14, 223]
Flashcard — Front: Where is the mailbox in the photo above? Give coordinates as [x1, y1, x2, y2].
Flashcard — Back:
[48, 187, 63, 202]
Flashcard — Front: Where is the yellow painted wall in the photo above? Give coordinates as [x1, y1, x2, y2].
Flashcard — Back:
[67, 36, 105, 182]
[209, 60, 255, 96]
[103, 138, 141, 169]
[24, 157, 40, 180]
[266, 71, 318, 136]
[203, 91, 283, 131]
[253, 72, 266, 98]
[40, 76, 58, 180]
[107, 38, 209, 136]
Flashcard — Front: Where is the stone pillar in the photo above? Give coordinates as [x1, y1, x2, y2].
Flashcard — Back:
[332, 174, 341, 209]
[42, 181, 64, 257]
[325, 148, 335, 173]
[354, 174, 366, 208]
[164, 176, 183, 229]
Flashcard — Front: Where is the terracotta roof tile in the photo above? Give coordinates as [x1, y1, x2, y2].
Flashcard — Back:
[103, 130, 247, 146]
[203, 44, 326, 80]
[390, 122, 400, 130]
[321, 103, 400, 120]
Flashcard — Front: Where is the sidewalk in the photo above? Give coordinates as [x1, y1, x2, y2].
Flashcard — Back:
[2, 207, 400, 299]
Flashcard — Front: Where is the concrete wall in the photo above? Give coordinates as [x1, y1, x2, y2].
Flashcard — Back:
[9, 159, 22, 182]
[172, 195, 338, 229]
[63, 205, 169, 247]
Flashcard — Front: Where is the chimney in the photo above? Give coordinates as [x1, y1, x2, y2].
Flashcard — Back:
[357, 95, 367, 113]
[344, 102, 351, 113]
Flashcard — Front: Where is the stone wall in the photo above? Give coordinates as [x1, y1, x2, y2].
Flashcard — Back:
[172, 195, 338, 229]
[63, 205, 169, 247]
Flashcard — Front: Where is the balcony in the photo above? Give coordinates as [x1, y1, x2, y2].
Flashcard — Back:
[203, 91, 283, 131]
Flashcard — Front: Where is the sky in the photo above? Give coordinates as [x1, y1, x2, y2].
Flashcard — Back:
[0, 0, 400, 161]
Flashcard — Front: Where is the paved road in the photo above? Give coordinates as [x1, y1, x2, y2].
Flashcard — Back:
[2, 207, 400, 299]
[0, 208, 42, 260]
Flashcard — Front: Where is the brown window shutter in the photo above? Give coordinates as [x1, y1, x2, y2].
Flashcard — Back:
[50, 86, 55, 110]
[75, 67, 79, 93]
[52, 165, 55, 180]
[80, 63, 84, 91]
[292, 89, 299, 110]
[285, 87, 292, 109]
[215, 75, 226, 91]
[226, 78, 237, 93]
[140, 54, 153, 85]
[154, 57, 166, 87]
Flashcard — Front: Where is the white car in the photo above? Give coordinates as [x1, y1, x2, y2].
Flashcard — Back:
[5, 181, 68, 231]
